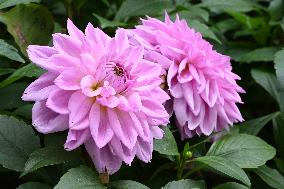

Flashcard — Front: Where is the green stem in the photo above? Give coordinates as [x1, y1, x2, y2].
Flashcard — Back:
[176, 155, 185, 180]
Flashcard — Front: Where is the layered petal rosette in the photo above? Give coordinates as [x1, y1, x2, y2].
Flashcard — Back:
[22, 20, 169, 174]
[127, 14, 244, 139]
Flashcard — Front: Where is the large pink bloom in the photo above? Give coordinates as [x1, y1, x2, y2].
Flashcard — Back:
[127, 14, 244, 139]
[22, 20, 169, 174]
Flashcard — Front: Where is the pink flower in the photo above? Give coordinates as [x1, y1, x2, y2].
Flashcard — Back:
[127, 14, 244, 139]
[22, 19, 169, 174]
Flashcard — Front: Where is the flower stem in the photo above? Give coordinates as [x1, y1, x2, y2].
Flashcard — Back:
[99, 172, 109, 185]
[176, 155, 185, 180]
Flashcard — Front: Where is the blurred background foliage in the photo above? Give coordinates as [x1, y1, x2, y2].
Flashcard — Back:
[0, 0, 284, 189]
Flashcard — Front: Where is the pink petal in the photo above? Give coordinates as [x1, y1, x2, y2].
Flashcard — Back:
[46, 54, 80, 72]
[224, 102, 243, 122]
[46, 88, 73, 114]
[129, 112, 151, 141]
[177, 58, 193, 83]
[67, 19, 85, 41]
[52, 33, 81, 57]
[110, 136, 135, 165]
[27, 45, 58, 70]
[145, 50, 172, 70]
[80, 75, 100, 97]
[173, 98, 188, 126]
[68, 91, 93, 128]
[32, 101, 68, 134]
[123, 46, 144, 67]
[85, 23, 111, 49]
[199, 105, 217, 135]
[107, 109, 137, 149]
[160, 46, 185, 61]
[150, 126, 164, 139]
[141, 97, 169, 119]
[80, 53, 99, 75]
[126, 92, 142, 111]
[200, 80, 218, 107]
[115, 29, 129, 54]
[85, 139, 122, 174]
[189, 64, 200, 83]
[64, 128, 91, 150]
[135, 137, 153, 163]
[182, 82, 194, 111]
[22, 73, 57, 101]
[96, 96, 120, 108]
[55, 68, 83, 90]
[132, 59, 161, 81]
[168, 63, 183, 98]
[89, 103, 114, 148]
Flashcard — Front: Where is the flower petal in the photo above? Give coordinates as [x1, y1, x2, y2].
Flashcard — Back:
[32, 101, 68, 134]
[67, 19, 85, 41]
[46, 88, 73, 114]
[22, 73, 57, 101]
[64, 128, 91, 150]
[27, 45, 58, 70]
[135, 137, 153, 163]
[107, 109, 137, 149]
[55, 68, 83, 90]
[89, 103, 113, 148]
[85, 139, 122, 174]
[53, 33, 81, 57]
[68, 91, 93, 128]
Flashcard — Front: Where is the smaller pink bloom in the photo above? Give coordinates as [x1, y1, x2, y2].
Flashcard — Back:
[127, 14, 245, 139]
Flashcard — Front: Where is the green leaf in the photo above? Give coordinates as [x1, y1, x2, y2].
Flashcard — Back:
[161, 179, 205, 189]
[272, 113, 284, 158]
[240, 47, 280, 63]
[154, 126, 179, 156]
[0, 4, 54, 55]
[179, 7, 209, 22]
[44, 133, 67, 147]
[207, 134, 276, 168]
[0, 68, 15, 76]
[115, 0, 169, 21]
[17, 182, 51, 189]
[215, 19, 240, 33]
[213, 182, 249, 189]
[13, 104, 33, 119]
[193, 156, 251, 186]
[200, 0, 255, 12]
[0, 39, 24, 63]
[0, 0, 40, 9]
[21, 145, 81, 176]
[0, 82, 27, 110]
[275, 158, 284, 174]
[109, 180, 150, 189]
[0, 64, 44, 89]
[254, 165, 284, 189]
[187, 20, 221, 44]
[251, 69, 284, 111]
[54, 166, 106, 189]
[0, 115, 39, 171]
[226, 11, 266, 30]
[268, 0, 284, 21]
[238, 112, 280, 135]
[274, 49, 284, 85]
[93, 13, 126, 29]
